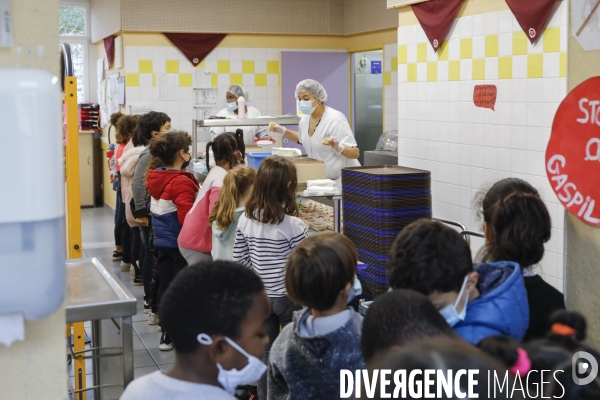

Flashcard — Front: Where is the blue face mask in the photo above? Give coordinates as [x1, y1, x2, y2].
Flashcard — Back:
[227, 101, 238, 112]
[347, 276, 362, 304]
[438, 276, 469, 327]
[298, 99, 316, 115]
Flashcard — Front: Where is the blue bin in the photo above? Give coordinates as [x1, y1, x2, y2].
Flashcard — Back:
[246, 152, 271, 170]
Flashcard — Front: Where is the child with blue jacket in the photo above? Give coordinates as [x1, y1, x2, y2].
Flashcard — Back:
[386, 219, 529, 345]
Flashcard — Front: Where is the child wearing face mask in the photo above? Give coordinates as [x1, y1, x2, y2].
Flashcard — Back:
[146, 131, 199, 351]
[386, 219, 529, 345]
[120, 261, 271, 400]
[267, 232, 365, 400]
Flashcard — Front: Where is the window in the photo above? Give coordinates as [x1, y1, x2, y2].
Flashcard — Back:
[59, 3, 90, 103]
[59, 6, 86, 36]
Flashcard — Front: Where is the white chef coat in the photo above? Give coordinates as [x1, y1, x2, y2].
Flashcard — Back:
[209, 105, 267, 145]
[298, 106, 361, 183]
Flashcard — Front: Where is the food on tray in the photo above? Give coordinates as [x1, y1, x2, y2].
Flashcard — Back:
[322, 137, 331, 145]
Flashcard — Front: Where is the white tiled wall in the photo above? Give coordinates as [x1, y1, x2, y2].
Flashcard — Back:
[396, 3, 568, 292]
[384, 43, 398, 132]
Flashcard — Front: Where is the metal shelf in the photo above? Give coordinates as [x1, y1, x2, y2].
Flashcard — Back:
[195, 116, 301, 127]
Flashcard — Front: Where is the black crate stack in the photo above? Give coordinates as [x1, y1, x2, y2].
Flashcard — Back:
[342, 166, 432, 299]
[78, 103, 100, 131]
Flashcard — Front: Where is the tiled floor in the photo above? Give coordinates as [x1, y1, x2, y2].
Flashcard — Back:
[68, 206, 174, 397]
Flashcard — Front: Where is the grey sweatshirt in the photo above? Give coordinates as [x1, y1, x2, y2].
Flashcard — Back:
[211, 207, 245, 261]
[268, 308, 365, 400]
[132, 148, 151, 218]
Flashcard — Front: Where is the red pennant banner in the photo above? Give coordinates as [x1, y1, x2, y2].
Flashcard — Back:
[103, 35, 116, 69]
[505, 0, 558, 43]
[411, 0, 463, 52]
[163, 33, 227, 67]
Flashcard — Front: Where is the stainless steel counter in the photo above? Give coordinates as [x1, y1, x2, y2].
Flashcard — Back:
[66, 258, 137, 399]
[195, 115, 301, 127]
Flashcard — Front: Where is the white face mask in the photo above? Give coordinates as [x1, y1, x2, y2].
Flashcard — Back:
[197, 333, 267, 395]
[347, 275, 362, 304]
[438, 276, 469, 327]
[227, 101, 238, 112]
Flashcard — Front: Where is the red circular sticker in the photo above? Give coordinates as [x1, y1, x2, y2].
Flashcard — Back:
[546, 77, 600, 227]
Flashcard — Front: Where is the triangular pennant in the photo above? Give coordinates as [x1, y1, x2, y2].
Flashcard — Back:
[505, 0, 558, 43]
[103, 35, 116, 68]
[411, 0, 463, 52]
[163, 33, 227, 67]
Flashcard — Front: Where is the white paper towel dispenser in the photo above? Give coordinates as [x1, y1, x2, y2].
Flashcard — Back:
[0, 69, 65, 320]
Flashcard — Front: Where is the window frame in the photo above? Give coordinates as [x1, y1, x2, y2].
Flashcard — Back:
[59, 1, 92, 103]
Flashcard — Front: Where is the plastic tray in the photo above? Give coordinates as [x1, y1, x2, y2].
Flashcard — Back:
[246, 152, 272, 170]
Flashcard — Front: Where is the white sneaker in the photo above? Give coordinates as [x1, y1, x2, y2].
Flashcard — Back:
[157, 325, 162, 332]
[120, 262, 131, 272]
[130, 265, 135, 275]
[143, 301, 151, 314]
[159, 332, 173, 351]
[148, 313, 159, 325]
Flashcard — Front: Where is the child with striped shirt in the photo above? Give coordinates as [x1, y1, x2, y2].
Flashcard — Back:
[233, 156, 307, 400]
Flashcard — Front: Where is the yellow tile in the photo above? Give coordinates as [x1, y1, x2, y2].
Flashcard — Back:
[197, 60, 205, 68]
[528, 54, 543, 78]
[417, 43, 427, 63]
[179, 73, 193, 87]
[211, 74, 218, 87]
[407, 64, 417, 82]
[383, 71, 392, 86]
[391, 57, 398, 71]
[255, 73, 267, 86]
[267, 61, 279, 74]
[449, 60, 460, 81]
[485, 35, 498, 57]
[460, 38, 472, 59]
[398, 45, 407, 64]
[473, 59, 485, 80]
[498, 56, 512, 79]
[139, 60, 152, 73]
[230, 73, 243, 85]
[242, 61, 255, 74]
[560, 52, 566, 77]
[166, 60, 179, 73]
[217, 60, 230, 73]
[437, 41, 449, 61]
[125, 73, 139, 87]
[427, 62, 437, 82]
[544, 27, 560, 53]
[513, 31, 528, 55]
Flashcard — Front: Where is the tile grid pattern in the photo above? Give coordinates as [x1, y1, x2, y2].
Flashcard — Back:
[384, 43, 398, 132]
[124, 46, 347, 134]
[396, 4, 568, 292]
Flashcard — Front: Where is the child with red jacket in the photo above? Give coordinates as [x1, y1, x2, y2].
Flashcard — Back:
[146, 131, 199, 351]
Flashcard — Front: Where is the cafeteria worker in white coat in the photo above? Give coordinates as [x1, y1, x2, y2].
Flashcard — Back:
[269, 79, 360, 188]
[210, 84, 269, 145]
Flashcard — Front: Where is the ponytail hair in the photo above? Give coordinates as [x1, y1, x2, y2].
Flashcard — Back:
[477, 178, 551, 270]
[209, 165, 256, 230]
[206, 130, 245, 172]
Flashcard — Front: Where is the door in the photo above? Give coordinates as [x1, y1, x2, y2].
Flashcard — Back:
[281, 51, 350, 153]
[353, 51, 383, 165]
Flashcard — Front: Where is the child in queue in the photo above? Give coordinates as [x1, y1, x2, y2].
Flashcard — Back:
[209, 165, 256, 261]
[267, 232, 365, 400]
[233, 155, 307, 399]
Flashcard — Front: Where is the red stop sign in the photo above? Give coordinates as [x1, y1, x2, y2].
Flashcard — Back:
[546, 77, 600, 227]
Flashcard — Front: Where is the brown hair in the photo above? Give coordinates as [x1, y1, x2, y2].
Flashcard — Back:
[147, 130, 192, 171]
[206, 130, 245, 172]
[245, 155, 297, 224]
[285, 232, 357, 311]
[115, 115, 138, 144]
[476, 178, 551, 270]
[110, 112, 123, 126]
[209, 165, 256, 230]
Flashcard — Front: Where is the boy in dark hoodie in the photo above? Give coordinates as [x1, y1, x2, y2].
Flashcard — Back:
[146, 131, 199, 351]
[386, 219, 529, 345]
[267, 232, 365, 400]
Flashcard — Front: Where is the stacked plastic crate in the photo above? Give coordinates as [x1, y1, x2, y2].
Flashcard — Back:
[342, 166, 432, 299]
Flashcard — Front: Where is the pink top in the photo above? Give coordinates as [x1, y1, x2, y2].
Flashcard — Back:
[115, 143, 127, 172]
[177, 166, 227, 253]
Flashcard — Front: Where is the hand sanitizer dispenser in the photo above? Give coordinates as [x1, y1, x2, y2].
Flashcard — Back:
[0, 69, 65, 321]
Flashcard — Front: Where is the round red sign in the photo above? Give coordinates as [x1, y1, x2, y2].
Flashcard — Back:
[546, 77, 600, 227]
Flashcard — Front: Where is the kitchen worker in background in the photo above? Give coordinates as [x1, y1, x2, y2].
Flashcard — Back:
[210, 84, 269, 145]
[269, 79, 360, 189]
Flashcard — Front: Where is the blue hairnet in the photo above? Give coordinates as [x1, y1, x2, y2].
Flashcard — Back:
[295, 79, 327, 103]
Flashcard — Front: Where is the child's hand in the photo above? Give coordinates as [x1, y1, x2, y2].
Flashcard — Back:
[135, 216, 149, 227]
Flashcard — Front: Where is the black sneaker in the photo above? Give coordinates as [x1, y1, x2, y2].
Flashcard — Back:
[112, 251, 123, 261]
[159, 332, 173, 351]
[134, 275, 143, 286]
